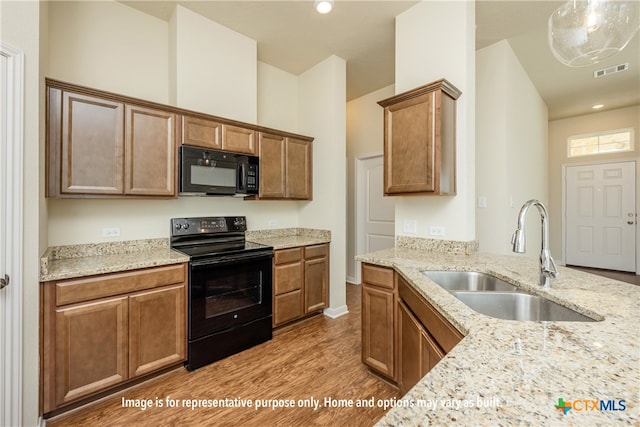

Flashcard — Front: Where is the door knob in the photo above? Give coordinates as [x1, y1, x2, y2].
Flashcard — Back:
[628, 221, 635, 225]
[0, 274, 8, 290]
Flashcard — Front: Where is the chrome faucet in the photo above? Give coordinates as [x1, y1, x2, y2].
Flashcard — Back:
[511, 199, 558, 289]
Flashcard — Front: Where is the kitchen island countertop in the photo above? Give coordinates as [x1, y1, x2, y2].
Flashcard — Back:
[357, 246, 639, 426]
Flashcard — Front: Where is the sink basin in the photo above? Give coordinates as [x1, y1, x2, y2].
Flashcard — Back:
[423, 271, 517, 292]
[452, 291, 596, 322]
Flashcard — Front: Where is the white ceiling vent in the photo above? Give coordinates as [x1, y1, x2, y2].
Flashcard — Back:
[594, 63, 629, 79]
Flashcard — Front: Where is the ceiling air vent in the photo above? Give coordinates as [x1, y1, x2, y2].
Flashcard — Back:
[594, 63, 629, 79]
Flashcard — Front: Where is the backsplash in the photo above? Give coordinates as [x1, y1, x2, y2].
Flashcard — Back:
[396, 236, 478, 255]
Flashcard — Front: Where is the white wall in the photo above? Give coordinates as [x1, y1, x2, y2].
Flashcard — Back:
[170, 5, 257, 122]
[298, 55, 348, 315]
[345, 84, 394, 282]
[548, 105, 640, 263]
[47, 0, 169, 104]
[257, 61, 299, 133]
[394, 0, 476, 242]
[476, 40, 549, 256]
[0, 1, 44, 424]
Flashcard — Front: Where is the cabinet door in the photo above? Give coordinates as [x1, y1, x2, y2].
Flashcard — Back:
[54, 297, 128, 406]
[361, 285, 395, 380]
[60, 91, 125, 195]
[384, 92, 435, 194]
[304, 245, 329, 313]
[125, 105, 176, 196]
[274, 290, 303, 326]
[181, 116, 222, 149]
[398, 301, 423, 394]
[129, 285, 186, 377]
[222, 124, 256, 154]
[286, 138, 312, 200]
[421, 328, 444, 374]
[258, 133, 286, 198]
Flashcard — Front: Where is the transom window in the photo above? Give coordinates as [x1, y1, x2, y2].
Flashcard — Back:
[568, 128, 633, 158]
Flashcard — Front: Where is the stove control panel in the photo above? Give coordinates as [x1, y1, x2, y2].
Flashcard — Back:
[171, 216, 247, 236]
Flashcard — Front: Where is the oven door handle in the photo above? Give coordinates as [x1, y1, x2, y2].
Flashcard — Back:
[190, 250, 273, 268]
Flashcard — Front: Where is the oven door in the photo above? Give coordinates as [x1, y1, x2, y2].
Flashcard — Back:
[189, 251, 273, 340]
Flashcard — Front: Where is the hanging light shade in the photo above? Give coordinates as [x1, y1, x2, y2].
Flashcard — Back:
[548, 0, 640, 67]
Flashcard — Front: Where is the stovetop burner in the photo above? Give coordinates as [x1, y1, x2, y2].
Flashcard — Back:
[170, 216, 272, 260]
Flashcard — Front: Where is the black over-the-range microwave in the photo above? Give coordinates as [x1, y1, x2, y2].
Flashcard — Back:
[179, 145, 259, 196]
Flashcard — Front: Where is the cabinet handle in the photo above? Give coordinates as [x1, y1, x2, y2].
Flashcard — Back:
[0, 274, 9, 290]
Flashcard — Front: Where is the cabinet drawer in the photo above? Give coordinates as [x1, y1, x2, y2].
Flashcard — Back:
[274, 262, 303, 294]
[55, 264, 187, 306]
[362, 263, 394, 290]
[274, 290, 302, 326]
[304, 244, 327, 259]
[274, 247, 303, 265]
[398, 274, 463, 353]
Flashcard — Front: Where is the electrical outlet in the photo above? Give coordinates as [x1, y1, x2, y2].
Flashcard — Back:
[268, 219, 278, 227]
[403, 219, 417, 234]
[102, 227, 121, 238]
[429, 226, 445, 237]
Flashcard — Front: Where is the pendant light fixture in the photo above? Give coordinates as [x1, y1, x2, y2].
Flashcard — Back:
[548, 0, 640, 67]
[314, 0, 334, 14]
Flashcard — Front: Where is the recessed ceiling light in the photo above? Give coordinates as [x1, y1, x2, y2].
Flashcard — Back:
[592, 104, 604, 109]
[314, 0, 334, 14]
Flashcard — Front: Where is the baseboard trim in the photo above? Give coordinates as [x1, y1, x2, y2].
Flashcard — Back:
[323, 305, 349, 319]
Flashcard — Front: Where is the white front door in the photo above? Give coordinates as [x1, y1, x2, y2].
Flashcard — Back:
[565, 161, 637, 272]
[356, 155, 395, 281]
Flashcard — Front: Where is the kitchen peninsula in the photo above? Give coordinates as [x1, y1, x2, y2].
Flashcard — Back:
[357, 237, 639, 425]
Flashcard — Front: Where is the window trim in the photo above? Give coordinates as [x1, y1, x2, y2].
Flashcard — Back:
[567, 128, 634, 158]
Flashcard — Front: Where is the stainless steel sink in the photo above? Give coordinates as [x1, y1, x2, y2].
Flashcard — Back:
[423, 271, 517, 292]
[452, 291, 596, 322]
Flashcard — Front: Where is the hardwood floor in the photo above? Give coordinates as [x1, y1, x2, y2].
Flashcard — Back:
[47, 284, 401, 427]
[567, 265, 640, 286]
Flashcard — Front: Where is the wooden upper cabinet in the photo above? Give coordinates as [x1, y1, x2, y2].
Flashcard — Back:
[286, 138, 312, 200]
[378, 79, 461, 196]
[125, 105, 175, 196]
[258, 132, 312, 200]
[56, 90, 125, 195]
[47, 83, 176, 198]
[181, 116, 222, 150]
[259, 133, 286, 198]
[222, 124, 256, 154]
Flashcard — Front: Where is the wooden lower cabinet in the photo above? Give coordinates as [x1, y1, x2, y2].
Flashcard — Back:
[128, 285, 186, 377]
[54, 296, 129, 407]
[398, 300, 444, 394]
[42, 264, 187, 415]
[361, 263, 396, 381]
[361, 263, 464, 390]
[273, 243, 329, 327]
[396, 274, 462, 393]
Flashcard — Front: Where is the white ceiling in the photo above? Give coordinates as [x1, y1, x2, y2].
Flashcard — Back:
[121, 0, 640, 120]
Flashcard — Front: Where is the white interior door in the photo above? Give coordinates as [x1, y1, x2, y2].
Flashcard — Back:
[0, 41, 23, 427]
[356, 155, 395, 282]
[565, 161, 637, 272]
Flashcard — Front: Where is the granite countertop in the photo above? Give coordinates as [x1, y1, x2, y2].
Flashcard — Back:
[246, 228, 331, 250]
[40, 228, 331, 282]
[357, 244, 639, 425]
[40, 239, 189, 282]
